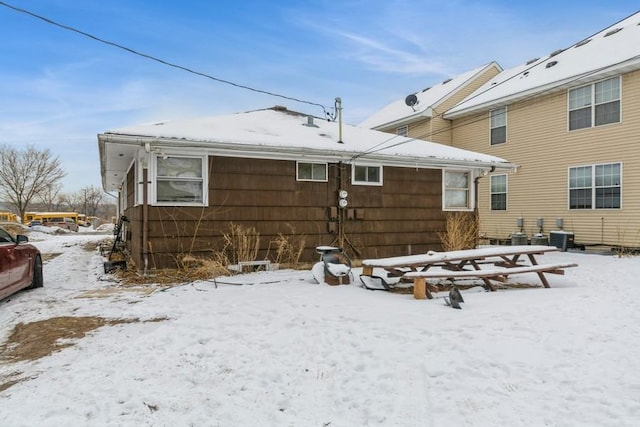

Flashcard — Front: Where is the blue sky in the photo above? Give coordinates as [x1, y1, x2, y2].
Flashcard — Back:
[1, 1, 637, 193]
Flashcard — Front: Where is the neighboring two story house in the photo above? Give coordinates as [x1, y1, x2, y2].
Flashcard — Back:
[363, 11, 640, 250]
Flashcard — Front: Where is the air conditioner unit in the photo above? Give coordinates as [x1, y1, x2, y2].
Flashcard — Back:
[549, 231, 574, 251]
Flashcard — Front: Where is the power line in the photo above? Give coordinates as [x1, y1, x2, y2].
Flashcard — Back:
[0, 1, 335, 119]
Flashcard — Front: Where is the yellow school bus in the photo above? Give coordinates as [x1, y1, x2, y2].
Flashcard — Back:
[0, 212, 19, 222]
[24, 212, 79, 225]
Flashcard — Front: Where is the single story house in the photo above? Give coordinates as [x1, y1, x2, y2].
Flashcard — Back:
[98, 106, 514, 270]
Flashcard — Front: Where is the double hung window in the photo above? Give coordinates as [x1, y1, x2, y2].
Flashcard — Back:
[444, 170, 471, 210]
[569, 163, 621, 209]
[156, 156, 206, 205]
[490, 174, 507, 210]
[569, 76, 620, 130]
[490, 107, 507, 145]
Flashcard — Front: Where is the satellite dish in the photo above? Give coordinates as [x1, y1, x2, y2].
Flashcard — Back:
[405, 94, 419, 108]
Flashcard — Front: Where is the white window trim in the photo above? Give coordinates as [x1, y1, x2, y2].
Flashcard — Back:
[567, 75, 621, 131]
[490, 174, 508, 211]
[567, 162, 622, 210]
[149, 153, 209, 207]
[442, 169, 474, 211]
[352, 163, 383, 186]
[296, 161, 328, 182]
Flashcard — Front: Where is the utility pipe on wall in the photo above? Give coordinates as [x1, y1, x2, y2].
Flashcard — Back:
[142, 168, 149, 277]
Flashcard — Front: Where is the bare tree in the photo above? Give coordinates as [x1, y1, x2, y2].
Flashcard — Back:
[0, 145, 66, 221]
[58, 191, 83, 212]
[36, 182, 63, 211]
[81, 186, 104, 216]
[61, 186, 105, 216]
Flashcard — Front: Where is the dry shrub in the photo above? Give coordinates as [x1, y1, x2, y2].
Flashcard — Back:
[174, 253, 232, 280]
[221, 223, 260, 264]
[271, 225, 306, 268]
[438, 211, 479, 251]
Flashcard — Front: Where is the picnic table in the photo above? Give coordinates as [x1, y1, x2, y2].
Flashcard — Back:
[360, 245, 578, 300]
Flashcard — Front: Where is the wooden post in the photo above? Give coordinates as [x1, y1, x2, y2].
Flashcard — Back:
[413, 277, 427, 300]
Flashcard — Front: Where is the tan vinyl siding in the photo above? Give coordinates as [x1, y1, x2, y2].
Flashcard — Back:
[377, 65, 501, 145]
[452, 69, 640, 248]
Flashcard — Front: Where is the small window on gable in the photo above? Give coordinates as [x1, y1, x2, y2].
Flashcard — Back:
[396, 125, 408, 136]
[490, 107, 507, 145]
[443, 170, 472, 211]
[490, 174, 507, 210]
[297, 162, 327, 182]
[155, 155, 207, 206]
[352, 164, 382, 186]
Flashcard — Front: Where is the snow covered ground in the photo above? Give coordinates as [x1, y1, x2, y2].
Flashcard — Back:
[1, 230, 639, 426]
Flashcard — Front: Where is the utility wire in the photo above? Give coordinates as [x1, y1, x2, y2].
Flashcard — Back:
[0, 1, 335, 118]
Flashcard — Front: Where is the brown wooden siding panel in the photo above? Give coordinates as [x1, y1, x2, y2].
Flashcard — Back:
[124, 156, 446, 269]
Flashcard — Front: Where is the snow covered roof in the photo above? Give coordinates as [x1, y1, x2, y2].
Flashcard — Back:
[445, 11, 640, 118]
[98, 107, 514, 191]
[359, 62, 501, 130]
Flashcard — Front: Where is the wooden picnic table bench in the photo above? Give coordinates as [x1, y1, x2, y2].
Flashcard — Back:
[360, 245, 577, 300]
[404, 262, 578, 299]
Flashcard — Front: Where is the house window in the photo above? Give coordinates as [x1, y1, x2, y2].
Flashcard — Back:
[444, 170, 471, 210]
[297, 162, 327, 181]
[156, 155, 206, 205]
[396, 125, 408, 136]
[490, 107, 507, 145]
[569, 76, 620, 130]
[352, 165, 382, 185]
[569, 162, 621, 209]
[490, 174, 507, 210]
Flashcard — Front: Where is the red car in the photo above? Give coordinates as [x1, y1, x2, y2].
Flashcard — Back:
[0, 226, 43, 301]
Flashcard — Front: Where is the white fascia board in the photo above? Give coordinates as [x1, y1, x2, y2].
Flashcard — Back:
[370, 107, 433, 131]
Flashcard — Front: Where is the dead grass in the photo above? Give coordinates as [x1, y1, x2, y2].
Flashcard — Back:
[41, 252, 62, 262]
[271, 225, 306, 269]
[0, 315, 167, 364]
[0, 315, 167, 392]
[222, 223, 260, 265]
[1, 223, 29, 236]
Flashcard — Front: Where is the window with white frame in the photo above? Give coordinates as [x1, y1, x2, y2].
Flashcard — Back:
[490, 107, 507, 145]
[396, 125, 408, 136]
[297, 162, 327, 181]
[490, 174, 507, 210]
[156, 155, 206, 204]
[569, 76, 620, 130]
[569, 162, 621, 209]
[352, 164, 382, 185]
[444, 170, 471, 210]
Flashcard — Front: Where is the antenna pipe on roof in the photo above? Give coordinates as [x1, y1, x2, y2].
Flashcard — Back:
[335, 97, 343, 143]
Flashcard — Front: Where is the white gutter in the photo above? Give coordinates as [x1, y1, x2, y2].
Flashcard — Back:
[101, 133, 516, 171]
